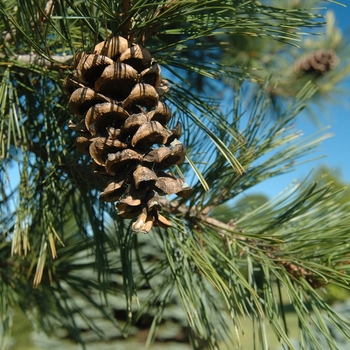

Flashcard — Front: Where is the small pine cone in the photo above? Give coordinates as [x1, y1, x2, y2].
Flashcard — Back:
[293, 49, 339, 75]
[65, 37, 192, 233]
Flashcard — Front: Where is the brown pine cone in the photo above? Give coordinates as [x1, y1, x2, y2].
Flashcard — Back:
[293, 49, 339, 75]
[65, 37, 192, 233]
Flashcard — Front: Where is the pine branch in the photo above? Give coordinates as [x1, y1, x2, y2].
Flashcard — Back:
[120, 0, 132, 38]
[1, 54, 74, 68]
[159, 197, 246, 242]
[139, 0, 177, 43]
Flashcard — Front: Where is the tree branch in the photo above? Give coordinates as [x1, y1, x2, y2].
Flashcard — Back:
[140, 0, 177, 44]
[1, 54, 74, 69]
[121, 0, 132, 39]
[158, 197, 246, 241]
[44, 0, 54, 17]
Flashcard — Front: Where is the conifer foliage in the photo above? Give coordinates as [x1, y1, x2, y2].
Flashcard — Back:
[1, 1, 350, 350]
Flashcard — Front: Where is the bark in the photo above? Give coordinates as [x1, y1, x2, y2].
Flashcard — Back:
[9, 54, 74, 68]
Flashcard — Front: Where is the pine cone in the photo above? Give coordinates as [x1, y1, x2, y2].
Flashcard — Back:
[293, 49, 339, 75]
[65, 37, 192, 233]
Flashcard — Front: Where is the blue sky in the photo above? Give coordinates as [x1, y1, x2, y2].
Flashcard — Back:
[245, 1, 350, 199]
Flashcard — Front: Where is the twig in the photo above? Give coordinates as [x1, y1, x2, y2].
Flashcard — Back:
[140, 0, 177, 44]
[44, 0, 54, 17]
[121, 0, 132, 39]
[1, 54, 74, 68]
[158, 197, 246, 241]
[2, 0, 55, 42]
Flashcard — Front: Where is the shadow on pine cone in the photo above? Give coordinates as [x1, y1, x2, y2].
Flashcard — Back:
[65, 36, 192, 233]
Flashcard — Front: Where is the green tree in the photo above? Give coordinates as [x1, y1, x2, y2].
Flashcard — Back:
[309, 165, 350, 205]
[1, 1, 350, 350]
[210, 194, 269, 223]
